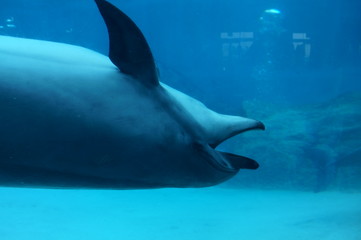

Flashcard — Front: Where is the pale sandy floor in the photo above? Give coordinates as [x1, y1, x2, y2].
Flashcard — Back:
[0, 187, 360, 240]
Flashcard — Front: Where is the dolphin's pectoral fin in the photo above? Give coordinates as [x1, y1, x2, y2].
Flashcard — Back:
[219, 151, 259, 170]
[95, 0, 159, 86]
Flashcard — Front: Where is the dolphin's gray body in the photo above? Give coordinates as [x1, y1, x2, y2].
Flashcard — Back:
[0, 0, 264, 189]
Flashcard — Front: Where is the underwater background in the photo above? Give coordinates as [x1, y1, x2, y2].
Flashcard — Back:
[1, 0, 360, 239]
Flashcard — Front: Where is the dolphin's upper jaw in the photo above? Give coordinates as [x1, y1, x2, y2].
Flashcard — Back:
[204, 114, 266, 149]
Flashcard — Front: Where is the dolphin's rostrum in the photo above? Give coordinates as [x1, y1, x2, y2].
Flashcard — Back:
[0, 0, 265, 189]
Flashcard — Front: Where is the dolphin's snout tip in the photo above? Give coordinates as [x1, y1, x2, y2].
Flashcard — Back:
[256, 121, 266, 131]
[248, 160, 260, 170]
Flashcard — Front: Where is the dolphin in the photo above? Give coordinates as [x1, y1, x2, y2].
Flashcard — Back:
[0, 0, 265, 189]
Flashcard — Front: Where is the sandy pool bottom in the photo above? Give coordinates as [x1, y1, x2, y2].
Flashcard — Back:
[0, 187, 360, 240]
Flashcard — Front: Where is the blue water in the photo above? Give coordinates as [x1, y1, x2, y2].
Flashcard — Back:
[2, 0, 360, 106]
[1, 0, 360, 239]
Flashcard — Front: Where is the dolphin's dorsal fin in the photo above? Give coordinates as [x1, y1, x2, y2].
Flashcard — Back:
[95, 0, 158, 86]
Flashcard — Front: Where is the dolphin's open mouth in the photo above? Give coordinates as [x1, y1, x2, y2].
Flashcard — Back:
[207, 121, 265, 172]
